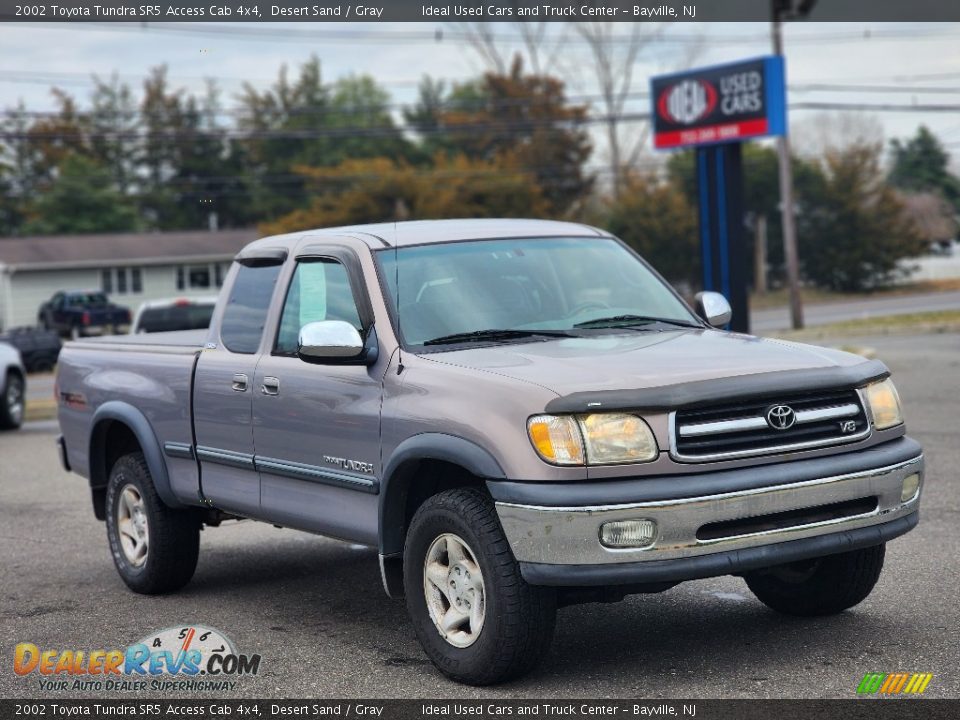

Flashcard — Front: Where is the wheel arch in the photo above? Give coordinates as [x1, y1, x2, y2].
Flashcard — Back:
[378, 434, 506, 598]
[88, 401, 183, 519]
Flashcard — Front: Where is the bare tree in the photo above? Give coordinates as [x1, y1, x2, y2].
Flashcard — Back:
[572, 22, 671, 197]
[449, 22, 568, 78]
[791, 111, 885, 159]
[449, 22, 509, 75]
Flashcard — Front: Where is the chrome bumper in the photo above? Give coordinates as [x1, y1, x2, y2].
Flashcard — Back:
[495, 455, 923, 566]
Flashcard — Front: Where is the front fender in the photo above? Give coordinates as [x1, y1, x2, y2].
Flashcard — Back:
[379, 433, 505, 555]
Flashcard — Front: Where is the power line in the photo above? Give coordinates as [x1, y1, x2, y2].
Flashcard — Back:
[10, 21, 958, 46]
[6, 81, 960, 125]
[4, 101, 960, 144]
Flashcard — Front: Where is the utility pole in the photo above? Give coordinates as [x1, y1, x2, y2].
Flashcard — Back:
[771, 1, 805, 329]
[754, 215, 768, 295]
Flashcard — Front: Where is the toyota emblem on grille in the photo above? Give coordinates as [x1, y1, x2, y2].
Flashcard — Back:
[766, 404, 796, 430]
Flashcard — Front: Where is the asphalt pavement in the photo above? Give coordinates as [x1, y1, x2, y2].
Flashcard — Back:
[1, 331, 957, 700]
[750, 289, 960, 332]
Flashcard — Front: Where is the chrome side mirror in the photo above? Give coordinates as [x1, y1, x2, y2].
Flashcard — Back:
[298, 321, 366, 362]
[694, 291, 732, 328]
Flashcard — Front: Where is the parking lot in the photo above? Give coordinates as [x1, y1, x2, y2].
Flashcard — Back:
[1, 330, 957, 700]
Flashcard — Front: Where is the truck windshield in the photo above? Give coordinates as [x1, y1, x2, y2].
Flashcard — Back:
[378, 237, 699, 347]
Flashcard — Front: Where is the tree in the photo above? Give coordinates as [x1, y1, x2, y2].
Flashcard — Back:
[889, 126, 960, 209]
[326, 75, 411, 164]
[898, 192, 958, 247]
[236, 56, 412, 222]
[573, 22, 682, 197]
[259, 154, 548, 236]
[666, 144, 823, 287]
[406, 58, 592, 216]
[88, 74, 139, 194]
[21, 154, 140, 235]
[800, 143, 926, 291]
[602, 173, 699, 287]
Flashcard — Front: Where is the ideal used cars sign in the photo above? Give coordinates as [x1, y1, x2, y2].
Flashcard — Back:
[651, 56, 787, 149]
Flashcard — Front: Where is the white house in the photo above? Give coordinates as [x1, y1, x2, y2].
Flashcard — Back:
[0, 229, 259, 331]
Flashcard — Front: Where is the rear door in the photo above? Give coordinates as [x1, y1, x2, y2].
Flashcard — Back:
[192, 253, 285, 517]
[251, 241, 382, 544]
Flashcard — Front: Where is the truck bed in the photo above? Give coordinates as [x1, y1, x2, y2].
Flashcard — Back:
[57, 330, 204, 505]
[70, 329, 207, 351]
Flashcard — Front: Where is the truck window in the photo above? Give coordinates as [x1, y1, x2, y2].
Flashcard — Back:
[275, 260, 363, 355]
[220, 263, 282, 354]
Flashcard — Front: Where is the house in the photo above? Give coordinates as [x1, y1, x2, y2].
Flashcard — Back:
[0, 229, 259, 331]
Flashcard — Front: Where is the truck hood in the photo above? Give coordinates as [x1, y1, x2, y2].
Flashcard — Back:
[421, 329, 871, 400]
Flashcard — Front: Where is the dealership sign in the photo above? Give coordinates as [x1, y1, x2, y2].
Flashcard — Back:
[651, 57, 786, 149]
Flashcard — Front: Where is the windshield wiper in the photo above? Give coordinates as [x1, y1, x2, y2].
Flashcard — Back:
[422, 328, 576, 346]
[573, 314, 700, 330]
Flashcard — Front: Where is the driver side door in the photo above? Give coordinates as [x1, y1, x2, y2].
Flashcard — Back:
[252, 246, 382, 545]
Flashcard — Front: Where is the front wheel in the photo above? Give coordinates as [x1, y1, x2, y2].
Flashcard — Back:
[404, 488, 556, 685]
[744, 544, 885, 616]
[105, 452, 200, 594]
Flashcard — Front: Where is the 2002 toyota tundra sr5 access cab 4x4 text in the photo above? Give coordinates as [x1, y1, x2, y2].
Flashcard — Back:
[56, 219, 924, 684]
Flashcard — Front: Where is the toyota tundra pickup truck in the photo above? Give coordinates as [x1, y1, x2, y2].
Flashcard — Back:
[56, 219, 924, 685]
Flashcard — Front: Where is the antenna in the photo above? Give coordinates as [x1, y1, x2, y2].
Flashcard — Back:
[394, 221, 404, 375]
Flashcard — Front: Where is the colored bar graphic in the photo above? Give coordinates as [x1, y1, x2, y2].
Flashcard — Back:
[858, 672, 933, 695]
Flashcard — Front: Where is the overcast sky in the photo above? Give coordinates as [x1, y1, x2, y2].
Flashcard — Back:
[2, 21, 958, 169]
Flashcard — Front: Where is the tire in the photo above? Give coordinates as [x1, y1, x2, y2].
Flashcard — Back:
[0, 371, 25, 430]
[403, 487, 556, 685]
[744, 544, 885, 617]
[104, 452, 200, 595]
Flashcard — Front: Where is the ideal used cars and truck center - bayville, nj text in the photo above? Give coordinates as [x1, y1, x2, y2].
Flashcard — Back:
[24, 5, 687, 19]
[54, 219, 924, 685]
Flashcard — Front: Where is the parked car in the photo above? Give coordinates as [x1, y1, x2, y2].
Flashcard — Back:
[130, 297, 218, 334]
[38, 291, 131, 339]
[0, 326, 62, 373]
[1, 341, 26, 430]
[55, 219, 923, 685]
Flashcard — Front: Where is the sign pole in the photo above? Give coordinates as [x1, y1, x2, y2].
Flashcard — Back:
[696, 145, 749, 333]
[772, 12, 805, 330]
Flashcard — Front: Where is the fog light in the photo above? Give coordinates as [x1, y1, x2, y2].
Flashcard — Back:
[599, 519, 657, 549]
[901, 473, 921, 502]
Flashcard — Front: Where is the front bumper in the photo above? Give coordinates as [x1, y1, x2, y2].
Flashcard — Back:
[491, 438, 923, 586]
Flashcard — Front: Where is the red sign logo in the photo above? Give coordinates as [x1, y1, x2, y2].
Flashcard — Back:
[657, 79, 718, 125]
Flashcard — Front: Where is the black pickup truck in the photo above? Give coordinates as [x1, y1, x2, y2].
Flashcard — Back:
[38, 291, 131, 339]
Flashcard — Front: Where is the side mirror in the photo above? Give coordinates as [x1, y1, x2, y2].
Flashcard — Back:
[298, 321, 373, 364]
[694, 291, 732, 328]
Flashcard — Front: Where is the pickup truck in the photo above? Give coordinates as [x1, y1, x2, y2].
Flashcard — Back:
[56, 219, 924, 685]
[39, 290, 131, 339]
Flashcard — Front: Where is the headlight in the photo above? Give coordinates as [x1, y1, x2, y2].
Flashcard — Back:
[527, 413, 658, 466]
[863, 378, 904, 430]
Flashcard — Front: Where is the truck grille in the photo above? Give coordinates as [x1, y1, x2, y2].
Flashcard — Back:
[670, 388, 870, 462]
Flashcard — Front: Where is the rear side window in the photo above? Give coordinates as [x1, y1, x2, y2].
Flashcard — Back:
[220, 264, 282, 354]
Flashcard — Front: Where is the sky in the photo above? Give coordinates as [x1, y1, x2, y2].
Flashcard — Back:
[1, 21, 959, 170]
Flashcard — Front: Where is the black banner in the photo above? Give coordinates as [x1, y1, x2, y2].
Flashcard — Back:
[1, 0, 959, 23]
[1, 699, 958, 719]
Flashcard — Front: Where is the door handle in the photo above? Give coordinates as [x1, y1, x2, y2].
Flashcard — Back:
[261, 376, 280, 396]
[232, 373, 248, 392]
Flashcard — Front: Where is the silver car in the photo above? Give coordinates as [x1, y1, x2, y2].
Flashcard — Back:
[0, 341, 25, 430]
